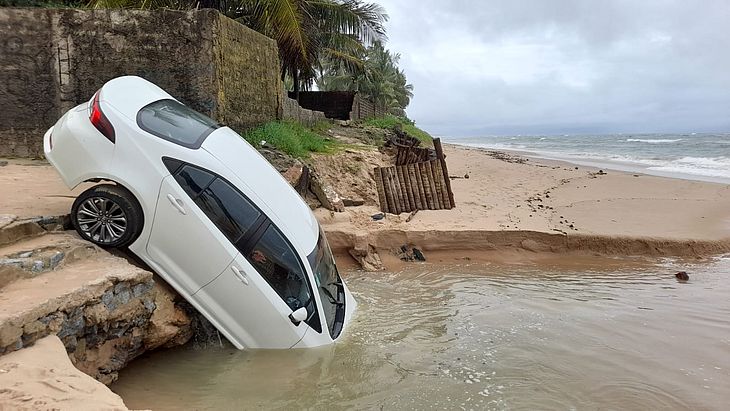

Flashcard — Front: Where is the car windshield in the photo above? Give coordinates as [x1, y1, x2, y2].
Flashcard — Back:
[307, 228, 345, 339]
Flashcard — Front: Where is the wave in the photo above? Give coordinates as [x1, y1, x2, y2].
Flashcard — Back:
[626, 138, 683, 144]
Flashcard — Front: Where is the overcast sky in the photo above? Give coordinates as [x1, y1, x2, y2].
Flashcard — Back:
[376, 0, 730, 136]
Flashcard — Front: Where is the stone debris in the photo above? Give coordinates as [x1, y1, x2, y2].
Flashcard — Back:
[348, 239, 384, 271]
[396, 245, 426, 262]
[675, 271, 689, 282]
[310, 171, 345, 212]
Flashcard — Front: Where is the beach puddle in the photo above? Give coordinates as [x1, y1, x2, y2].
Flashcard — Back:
[112, 256, 730, 410]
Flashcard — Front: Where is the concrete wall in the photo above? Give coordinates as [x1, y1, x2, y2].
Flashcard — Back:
[0, 8, 282, 158]
[290, 90, 387, 121]
[281, 95, 327, 127]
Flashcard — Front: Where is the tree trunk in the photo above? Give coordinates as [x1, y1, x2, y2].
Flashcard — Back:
[293, 69, 300, 101]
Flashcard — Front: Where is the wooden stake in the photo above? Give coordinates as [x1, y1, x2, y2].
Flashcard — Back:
[374, 167, 388, 213]
[433, 138, 455, 208]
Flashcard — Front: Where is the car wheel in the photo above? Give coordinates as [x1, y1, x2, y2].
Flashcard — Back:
[71, 184, 144, 248]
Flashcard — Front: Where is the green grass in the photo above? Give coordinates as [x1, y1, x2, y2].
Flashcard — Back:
[362, 115, 433, 146]
[242, 121, 336, 158]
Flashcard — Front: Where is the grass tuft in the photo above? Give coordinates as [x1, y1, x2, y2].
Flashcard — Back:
[362, 115, 433, 146]
[242, 121, 336, 158]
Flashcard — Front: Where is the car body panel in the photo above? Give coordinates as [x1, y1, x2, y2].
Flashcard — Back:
[192, 253, 308, 349]
[146, 175, 238, 295]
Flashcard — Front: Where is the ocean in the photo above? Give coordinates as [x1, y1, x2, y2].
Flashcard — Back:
[444, 133, 730, 184]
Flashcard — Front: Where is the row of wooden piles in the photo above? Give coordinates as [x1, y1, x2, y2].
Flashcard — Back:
[374, 132, 456, 214]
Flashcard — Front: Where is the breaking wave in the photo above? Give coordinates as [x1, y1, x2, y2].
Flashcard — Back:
[626, 138, 682, 144]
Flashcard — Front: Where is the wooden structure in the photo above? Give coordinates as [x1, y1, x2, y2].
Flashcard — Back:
[374, 137, 455, 214]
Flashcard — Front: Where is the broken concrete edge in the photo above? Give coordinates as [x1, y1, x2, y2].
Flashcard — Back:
[0, 214, 70, 247]
[0, 262, 194, 385]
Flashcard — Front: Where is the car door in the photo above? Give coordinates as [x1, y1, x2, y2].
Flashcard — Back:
[146, 162, 261, 295]
[194, 223, 315, 349]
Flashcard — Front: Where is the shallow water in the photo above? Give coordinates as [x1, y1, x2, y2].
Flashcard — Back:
[112, 256, 730, 410]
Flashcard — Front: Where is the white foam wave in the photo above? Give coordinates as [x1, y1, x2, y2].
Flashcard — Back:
[626, 138, 682, 144]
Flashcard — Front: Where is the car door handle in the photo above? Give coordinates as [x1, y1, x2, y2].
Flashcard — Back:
[232, 266, 249, 285]
[166, 194, 186, 215]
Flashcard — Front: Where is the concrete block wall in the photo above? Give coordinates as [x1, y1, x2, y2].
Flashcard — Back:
[0, 8, 282, 158]
[281, 96, 327, 127]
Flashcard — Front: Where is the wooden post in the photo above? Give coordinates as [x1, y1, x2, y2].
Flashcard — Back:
[404, 164, 417, 210]
[425, 160, 443, 209]
[374, 167, 388, 213]
[410, 164, 425, 209]
[396, 166, 409, 211]
[434, 160, 451, 208]
[418, 162, 434, 209]
[383, 167, 398, 214]
[388, 167, 404, 214]
[406, 164, 420, 209]
[433, 138, 455, 208]
[430, 160, 445, 209]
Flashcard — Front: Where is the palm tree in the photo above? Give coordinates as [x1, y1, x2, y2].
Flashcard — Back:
[317, 41, 413, 113]
[88, 0, 387, 99]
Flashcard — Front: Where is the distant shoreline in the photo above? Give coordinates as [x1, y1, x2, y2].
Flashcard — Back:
[446, 141, 730, 185]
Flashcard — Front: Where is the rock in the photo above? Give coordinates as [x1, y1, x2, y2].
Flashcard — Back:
[348, 243, 384, 272]
[310, 173, 345, 212]
[371, 213, 385, 221]
[17, 251, 33, 258]
[0, 323, 22, 347]
[49, 251, 64, 269]
[675, 271, 689, 282]
[0, 160, 7, 167]
[342, 198, 365, 207]
[396, 245, 426, 262]
[412, 248, 426, 262]
[282, 164, 304, 186]
[31, 260, 44, 272]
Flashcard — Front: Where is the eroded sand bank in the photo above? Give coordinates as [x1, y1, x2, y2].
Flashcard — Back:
[317, 144, 730, 264]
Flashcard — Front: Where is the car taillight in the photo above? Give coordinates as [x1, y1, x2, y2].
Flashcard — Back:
[90, 91, 116, 143]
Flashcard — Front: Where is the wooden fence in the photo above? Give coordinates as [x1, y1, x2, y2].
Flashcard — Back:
[374, 138, 455, 213]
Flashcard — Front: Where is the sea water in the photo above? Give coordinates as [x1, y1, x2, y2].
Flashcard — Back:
[445, 133, 730, 184]
[112, 257, 730, 410]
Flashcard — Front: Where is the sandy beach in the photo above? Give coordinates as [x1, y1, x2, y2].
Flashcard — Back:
[317, 144, 730, 264]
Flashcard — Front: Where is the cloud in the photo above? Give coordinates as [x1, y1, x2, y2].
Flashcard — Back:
[376, 0, 730, 135]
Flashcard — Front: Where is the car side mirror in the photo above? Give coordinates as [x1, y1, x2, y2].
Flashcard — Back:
[289, 307, 308, 325]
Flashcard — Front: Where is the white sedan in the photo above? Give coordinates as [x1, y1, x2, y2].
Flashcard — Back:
[44, 76, 356, 349]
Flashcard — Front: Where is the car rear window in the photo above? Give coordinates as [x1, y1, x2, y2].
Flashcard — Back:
[137, 99, 219, 148]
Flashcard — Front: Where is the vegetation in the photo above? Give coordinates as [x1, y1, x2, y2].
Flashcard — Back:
[242, 120, 336, 158]
[363, 115, 432, 146]
[317, 41, 413, 114]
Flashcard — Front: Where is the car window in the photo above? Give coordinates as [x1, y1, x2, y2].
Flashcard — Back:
[194, 178, 262, 242]
[174, 165, 215, 198]
[247, 225, 317, 319]
[137, 99, 219, 148]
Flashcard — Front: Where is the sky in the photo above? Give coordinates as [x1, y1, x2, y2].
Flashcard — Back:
[375, 0, 730, 136]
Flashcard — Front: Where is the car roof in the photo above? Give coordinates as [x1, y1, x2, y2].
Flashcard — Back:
[100, 76, 173, 120]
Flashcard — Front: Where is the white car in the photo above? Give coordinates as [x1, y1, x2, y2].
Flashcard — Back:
[43, 76, 356, 349]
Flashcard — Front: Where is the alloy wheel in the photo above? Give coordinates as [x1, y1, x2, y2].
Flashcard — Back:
[76, 197, 128, 244]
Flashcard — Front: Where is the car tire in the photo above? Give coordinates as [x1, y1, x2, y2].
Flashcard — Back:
[71, 184, 144, 248]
